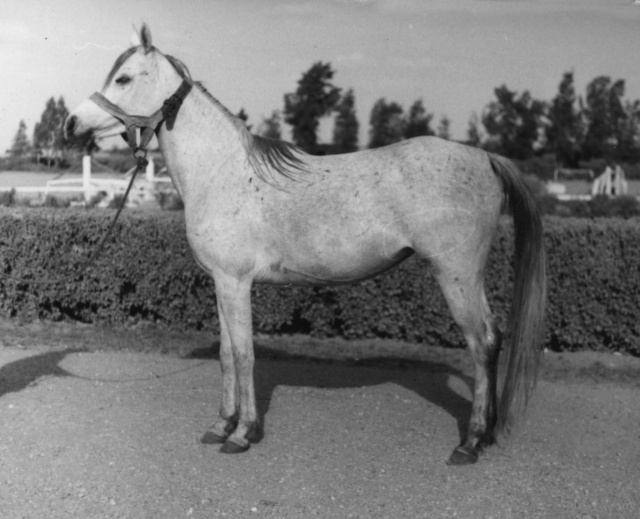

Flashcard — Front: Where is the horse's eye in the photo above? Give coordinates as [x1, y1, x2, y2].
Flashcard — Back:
[115, 75, 131, 85]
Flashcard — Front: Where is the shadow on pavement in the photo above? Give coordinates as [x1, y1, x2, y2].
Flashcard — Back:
[190, 341, 474, 444]
[0, 350, 82, 397]
[0, 341, 474, 445]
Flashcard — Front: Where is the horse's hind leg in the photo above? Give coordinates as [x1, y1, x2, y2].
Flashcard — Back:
[435, 270, 502, 465]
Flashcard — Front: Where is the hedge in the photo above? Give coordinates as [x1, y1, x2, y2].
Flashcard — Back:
[0, 208, 638, 356]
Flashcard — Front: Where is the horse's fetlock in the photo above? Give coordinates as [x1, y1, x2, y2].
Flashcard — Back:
[212, 414, 238, 438]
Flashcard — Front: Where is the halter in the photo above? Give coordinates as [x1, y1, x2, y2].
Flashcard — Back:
[89, 79, 193, 165]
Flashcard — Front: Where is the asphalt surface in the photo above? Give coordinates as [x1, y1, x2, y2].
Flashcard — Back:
[1, 342, 639, 518]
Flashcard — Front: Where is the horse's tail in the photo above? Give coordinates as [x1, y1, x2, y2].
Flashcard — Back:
[489, 153, 547, 434]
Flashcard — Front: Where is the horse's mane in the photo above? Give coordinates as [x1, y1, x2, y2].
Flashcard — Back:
[164, 54, 308, 186]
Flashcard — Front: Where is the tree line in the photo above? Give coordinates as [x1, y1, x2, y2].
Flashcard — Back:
[252, 64, 640, 167]
[478, 72, 640, 167]
[7, 63, 640, 172]
[248, 62, 451, 156]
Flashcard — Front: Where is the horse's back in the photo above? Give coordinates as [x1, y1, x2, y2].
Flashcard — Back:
[301, 137, 500, 205]
[290, 137, 503, 249]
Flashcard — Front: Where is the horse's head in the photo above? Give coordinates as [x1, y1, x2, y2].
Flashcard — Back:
[65, 24, 186, 146]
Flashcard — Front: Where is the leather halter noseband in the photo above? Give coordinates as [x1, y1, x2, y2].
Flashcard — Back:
[89, 79, 193, 163]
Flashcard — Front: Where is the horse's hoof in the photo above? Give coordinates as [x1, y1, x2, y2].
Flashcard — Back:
[220, 439, 250, 454]
[246, 425, 264, 444]
[446, 446, 479, 466]
[200, 431, 227, 445]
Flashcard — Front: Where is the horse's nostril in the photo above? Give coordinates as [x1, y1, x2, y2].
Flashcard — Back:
[65, 115, 77, 138]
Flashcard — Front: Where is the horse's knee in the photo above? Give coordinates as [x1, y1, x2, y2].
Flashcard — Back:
[219, 346, 234, 371]
[236, 355, 254, 377]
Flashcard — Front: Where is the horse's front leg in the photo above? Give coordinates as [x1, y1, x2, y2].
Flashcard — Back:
[203, 274, 261, 454]
[201, 298, 239, 445]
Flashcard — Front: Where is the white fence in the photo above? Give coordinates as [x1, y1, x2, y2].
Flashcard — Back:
[547, 165, 634, 202]
[0, 155, 174, 206]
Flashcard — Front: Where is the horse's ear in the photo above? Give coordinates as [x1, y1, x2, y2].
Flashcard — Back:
[140, 23, 153, 53]
[130, 24, 141, 47]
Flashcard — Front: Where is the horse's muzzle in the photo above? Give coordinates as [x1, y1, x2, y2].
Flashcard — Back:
[64, 115, 97, 152]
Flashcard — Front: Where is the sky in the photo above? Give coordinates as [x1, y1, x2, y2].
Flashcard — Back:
[1, 0, 640, 153]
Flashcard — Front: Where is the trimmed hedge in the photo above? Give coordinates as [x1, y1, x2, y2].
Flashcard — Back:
[0, 208, 638, 356]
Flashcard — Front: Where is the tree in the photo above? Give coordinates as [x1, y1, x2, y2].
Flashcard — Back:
[437, 115, 451, 141]
[546, 71, 584, 168]
[466, 112, 483, 147]
[404, 99, 434, 139]
[257, 110, 283, 140]
[482, 85, 546, 159]
[9, 120, 31, 158]
[33, 96, 69, 167]
[368, 98, 405, 149]
[283, 62, 341, 154]
[617, 99, 640, 163]
[332, 88, 359, 153]
[582, 76, 627, 161]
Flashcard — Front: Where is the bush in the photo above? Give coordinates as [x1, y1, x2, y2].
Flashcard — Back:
[107, 194, 126, 209]
[542, 217, 640, 355]
[87, 192, 107, 207]
[43, 195, 71, 208]
[0, 189, 16, 207]
[540, 195, 640, 219]
[155, 190, 184, 211]
[0, 209, 638, 356]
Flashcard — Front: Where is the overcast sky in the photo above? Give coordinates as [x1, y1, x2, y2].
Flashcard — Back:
[1, 0, 640, 153]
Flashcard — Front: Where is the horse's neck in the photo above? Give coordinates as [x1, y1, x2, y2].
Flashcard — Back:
[157, 86, 245, 201]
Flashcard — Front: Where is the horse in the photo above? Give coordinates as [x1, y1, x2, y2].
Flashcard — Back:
[65, 24, 546, 465]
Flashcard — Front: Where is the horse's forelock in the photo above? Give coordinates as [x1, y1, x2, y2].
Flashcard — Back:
[102, 46, 138, 89]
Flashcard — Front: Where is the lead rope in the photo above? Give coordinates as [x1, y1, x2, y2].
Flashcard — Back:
[0, 153, 146, 286]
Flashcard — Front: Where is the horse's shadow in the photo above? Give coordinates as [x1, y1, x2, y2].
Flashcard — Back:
[0, 342, 475, 444]
[0, 350, 81, 398]
[191, 341, 475, 442]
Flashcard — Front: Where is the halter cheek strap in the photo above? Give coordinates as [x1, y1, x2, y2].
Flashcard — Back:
[89, 79, 193, 164]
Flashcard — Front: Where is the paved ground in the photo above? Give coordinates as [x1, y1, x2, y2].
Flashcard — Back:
[0, 321, 639, 518]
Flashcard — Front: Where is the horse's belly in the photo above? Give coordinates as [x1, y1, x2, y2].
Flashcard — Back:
[256, 189, 416, 286]
[256, 240, 414, 287]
